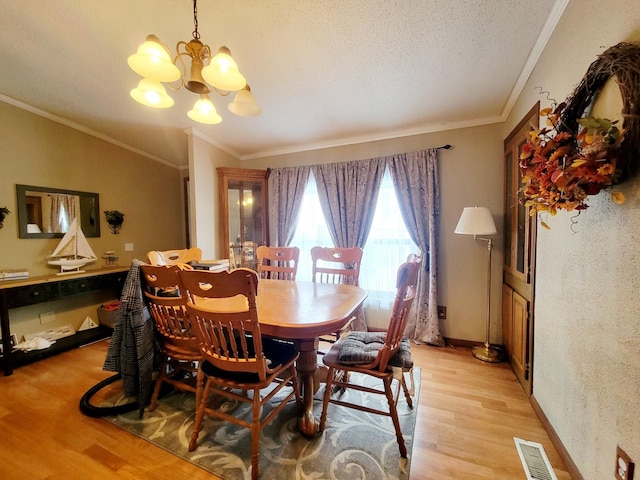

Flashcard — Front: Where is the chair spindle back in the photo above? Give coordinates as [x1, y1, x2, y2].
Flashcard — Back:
[311, 246, 363, 286]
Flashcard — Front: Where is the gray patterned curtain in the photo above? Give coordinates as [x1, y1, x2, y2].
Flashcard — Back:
[311, 157, 386, 248]
[267, 166, 311, 246]
[387, 149, 444, 346]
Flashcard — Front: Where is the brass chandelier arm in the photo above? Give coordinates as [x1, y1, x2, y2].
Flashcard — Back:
[171, 40, 213, 94]
[212, 87, 232, 97]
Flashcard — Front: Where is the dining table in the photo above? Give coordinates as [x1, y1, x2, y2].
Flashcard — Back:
[200, 278, 367, 437]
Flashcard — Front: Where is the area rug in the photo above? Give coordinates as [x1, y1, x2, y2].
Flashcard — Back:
[104, 369, 420, 480]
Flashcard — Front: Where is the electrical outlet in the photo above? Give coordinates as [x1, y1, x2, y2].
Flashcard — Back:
[616, 446, 635, 480]
[39, 311, 56, 325]
[437, 305, 447, 320]
[124, 243, 134, 252]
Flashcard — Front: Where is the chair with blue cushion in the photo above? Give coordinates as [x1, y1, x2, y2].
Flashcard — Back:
[318, 255, 421, 460]
[139, 264, 201, 412]
[179, 268, 301, 480]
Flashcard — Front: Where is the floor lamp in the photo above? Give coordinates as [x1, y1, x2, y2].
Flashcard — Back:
[454, 206, 503, 363]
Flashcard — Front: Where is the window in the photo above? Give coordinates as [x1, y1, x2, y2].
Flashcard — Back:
[290, 169, 418, 326]
[290, 172, 333, 281]
[360, 170, 418, 294]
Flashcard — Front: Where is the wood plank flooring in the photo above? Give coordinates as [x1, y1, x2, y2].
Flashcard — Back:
[0, 340, 572, 479]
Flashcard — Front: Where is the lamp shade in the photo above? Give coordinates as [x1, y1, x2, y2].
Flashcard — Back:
[130, 78, 174, 108]
[201, 46, 246, 92]
[228, 85, 262, 117]
[127, 35, 181, 82]
[187, 95, 222, 124]
[454, 206, 497, 235]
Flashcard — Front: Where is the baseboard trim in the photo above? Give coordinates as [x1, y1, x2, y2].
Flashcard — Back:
[530, 394, 583, 480]
[444, 337, 484, 349]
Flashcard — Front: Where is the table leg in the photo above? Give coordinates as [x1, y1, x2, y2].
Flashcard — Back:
[295, 338, 319, 438]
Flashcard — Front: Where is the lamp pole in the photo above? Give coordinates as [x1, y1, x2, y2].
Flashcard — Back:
[472, 236, 503, 363]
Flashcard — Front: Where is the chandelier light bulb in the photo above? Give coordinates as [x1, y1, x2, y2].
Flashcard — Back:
[228, 85, 262, 117]
[187, 95, 222, 124]
[130, 78, 174, 108]
[128, 35, 181, 82]
[201, 46, 247, 92]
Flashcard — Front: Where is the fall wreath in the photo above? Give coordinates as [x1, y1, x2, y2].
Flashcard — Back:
[520, 42, 640, 225]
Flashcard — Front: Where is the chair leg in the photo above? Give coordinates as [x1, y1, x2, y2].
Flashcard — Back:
[188, 371, 209, 452]
[290, 364, 302, 407]
[383, 376, 408, 458]
[319, 366, 336, 432]
[400, 375, 413, 409]
[250, 387, 261, 480]
[148, 360, 168, 412]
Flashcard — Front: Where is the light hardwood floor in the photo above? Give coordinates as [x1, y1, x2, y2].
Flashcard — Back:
[0, 340, 572, 479]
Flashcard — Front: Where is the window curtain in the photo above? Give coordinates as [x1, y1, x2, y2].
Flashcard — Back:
[312, 158, 386, 330]
[387, 148, 444, 346]
[311, 157, 387, 248]
[267, 166, 311, 246]
[49, 194, 78, 233]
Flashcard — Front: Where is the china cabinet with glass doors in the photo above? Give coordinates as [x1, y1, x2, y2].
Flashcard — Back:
[503, 102, 538, 396]
[217, 168, 268, 270]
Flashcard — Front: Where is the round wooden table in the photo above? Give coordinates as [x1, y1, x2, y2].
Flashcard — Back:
[200, 279, 367, 437]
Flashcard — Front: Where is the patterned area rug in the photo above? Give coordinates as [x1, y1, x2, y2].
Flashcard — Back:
[104, 369, 420, 480]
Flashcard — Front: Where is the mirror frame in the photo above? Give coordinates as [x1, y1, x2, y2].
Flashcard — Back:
[16, 184, 101, 239]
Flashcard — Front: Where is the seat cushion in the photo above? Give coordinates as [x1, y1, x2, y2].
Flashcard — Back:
[337, 331, 413, 369]
[201, 337, 297, 383]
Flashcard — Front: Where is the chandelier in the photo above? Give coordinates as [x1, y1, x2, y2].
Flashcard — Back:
[127, 0, 261, 124]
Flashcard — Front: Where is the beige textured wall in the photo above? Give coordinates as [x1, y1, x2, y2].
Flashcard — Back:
[503, 1, 640, 478]
[241, 124, 504, 343]
[0, 101, 184, 338]
[187, 131, 240, 260]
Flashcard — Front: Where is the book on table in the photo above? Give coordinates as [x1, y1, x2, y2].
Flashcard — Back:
[190, 259, 230, 272]
[1, 269, 29, 280]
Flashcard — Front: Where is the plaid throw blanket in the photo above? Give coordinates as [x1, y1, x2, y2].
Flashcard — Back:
[103, 259, 158, 417]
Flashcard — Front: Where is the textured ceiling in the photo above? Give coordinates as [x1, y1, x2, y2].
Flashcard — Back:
[0, 0, 562, 167]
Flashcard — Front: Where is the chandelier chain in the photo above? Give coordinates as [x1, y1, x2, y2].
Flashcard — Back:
[192, 0, 200, 40]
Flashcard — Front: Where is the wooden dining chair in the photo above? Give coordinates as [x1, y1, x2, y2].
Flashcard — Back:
[146, 247, 202, 266]
[139, 264, 201, 412]
[256, 245, 300, 280]
[179, 268, 302, 480]
[311, 246, 363, 286]
[318, 256, 421, 461]
[311, 246, 364, 345]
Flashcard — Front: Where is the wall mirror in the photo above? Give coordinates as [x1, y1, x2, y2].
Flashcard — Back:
[16, 184, 101, 238]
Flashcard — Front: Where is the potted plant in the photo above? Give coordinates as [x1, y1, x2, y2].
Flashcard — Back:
[0, 207, 9, 229]
[104, 210, 125, 234]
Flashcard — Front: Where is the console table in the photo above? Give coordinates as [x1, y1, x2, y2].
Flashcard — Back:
[0, 266, 128, 376]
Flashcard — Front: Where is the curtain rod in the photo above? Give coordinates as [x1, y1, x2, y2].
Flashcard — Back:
[267, 144, 453, 171]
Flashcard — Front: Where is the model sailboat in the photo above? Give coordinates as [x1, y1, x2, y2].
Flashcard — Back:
[48, 217, 97, 275]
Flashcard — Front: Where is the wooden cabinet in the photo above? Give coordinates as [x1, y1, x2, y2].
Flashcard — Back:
[217, 168, 269, 269]
[502, 283, 530, 388]
[502, 103, 538, 395]
[0, 267, 128, 375]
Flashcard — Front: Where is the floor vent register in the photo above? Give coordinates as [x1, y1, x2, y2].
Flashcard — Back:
[514, 437, 559, 480]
